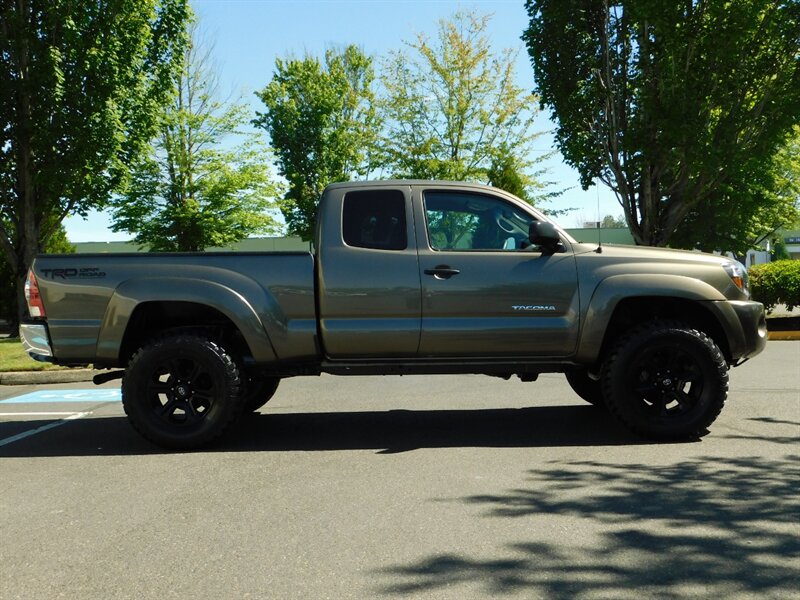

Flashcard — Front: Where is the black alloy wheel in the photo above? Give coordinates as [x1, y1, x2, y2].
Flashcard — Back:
[602, 321, 729, 439]
[122, 334, 244, 449]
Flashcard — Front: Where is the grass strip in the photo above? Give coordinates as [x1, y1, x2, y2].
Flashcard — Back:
[0, 338, 67, 372]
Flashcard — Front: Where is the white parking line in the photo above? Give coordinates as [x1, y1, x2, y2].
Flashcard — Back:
[0, 412, 91, 447]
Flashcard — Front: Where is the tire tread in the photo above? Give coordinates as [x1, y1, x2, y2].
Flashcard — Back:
[122, 333, 244, 449]
[601, 320, 729, 439]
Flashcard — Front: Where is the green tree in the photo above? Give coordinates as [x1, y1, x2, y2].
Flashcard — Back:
[0, 224, 74, 329]
[771, 239, 790, 262]
[111, 25, 281, 251]
[670, 127, 800, 259]
[0, 0, 189, 330]
[523, 0, 800, 247]
[487, 145, 532, 201]
[381, 11, 548, 201]
[254, 46, 379, 241]
[601, 214, 626, 228]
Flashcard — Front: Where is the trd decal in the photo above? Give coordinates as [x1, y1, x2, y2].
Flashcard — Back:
[41, 267, 106, 280]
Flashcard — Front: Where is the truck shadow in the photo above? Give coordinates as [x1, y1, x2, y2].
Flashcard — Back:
[0, 404, 663, 457]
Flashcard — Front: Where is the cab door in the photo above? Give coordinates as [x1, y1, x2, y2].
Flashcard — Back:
[317, 185, 422, 358]
[414, 187, 580, 358]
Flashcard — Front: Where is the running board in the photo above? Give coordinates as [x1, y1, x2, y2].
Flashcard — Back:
[320, 360, 577, 377]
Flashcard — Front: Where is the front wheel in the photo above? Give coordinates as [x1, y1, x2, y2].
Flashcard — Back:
[602, 321, 729, 439]
[122, 334, 244, 449]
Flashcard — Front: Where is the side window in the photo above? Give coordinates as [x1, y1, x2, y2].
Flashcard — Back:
[342, 190, 407, 251]
[424, 191, 535, 251]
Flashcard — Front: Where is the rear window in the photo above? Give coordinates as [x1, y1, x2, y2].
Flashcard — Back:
[342, 190, 407, 251]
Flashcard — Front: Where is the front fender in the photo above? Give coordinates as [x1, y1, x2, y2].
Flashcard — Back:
[96, 277, 279, 364]
[575, 274, 726, 363]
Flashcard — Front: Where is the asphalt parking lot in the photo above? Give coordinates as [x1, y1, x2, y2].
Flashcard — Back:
[1, 342, 798, 600]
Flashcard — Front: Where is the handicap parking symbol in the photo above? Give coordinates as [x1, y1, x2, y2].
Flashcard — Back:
[0, 389, 122, 404]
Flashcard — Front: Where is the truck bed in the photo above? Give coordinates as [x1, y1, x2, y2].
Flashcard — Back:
[30, 251, 318, 366]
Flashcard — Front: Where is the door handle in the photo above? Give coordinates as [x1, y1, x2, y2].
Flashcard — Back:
[424, 266, 460, 280]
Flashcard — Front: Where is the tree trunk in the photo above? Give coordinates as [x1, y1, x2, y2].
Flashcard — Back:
[11, 272, 27, 339]
[8, 0, 37, 338]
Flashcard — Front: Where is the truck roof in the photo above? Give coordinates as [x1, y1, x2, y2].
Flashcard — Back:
[324, 179, 501, 193]
[323, 178, 571, 239]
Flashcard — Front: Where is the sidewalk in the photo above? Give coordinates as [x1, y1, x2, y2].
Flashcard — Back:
[0, 368, 105, 385]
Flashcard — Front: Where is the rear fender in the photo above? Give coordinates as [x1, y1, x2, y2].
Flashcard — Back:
[96, 277, 279, 364]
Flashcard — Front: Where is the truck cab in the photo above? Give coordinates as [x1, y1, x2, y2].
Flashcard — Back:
[316, 181, 580, 362]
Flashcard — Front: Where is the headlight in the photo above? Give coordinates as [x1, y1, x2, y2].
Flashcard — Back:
[723, 262, 749, 297]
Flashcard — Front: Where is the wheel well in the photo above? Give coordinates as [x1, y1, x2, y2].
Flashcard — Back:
[118, 301, 252, 366]
[599, 297, 731, 363]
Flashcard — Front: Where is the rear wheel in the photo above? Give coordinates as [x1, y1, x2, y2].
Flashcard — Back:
[602, 321, 728, 439]
[242, 377, 280, 413]
[122, 333, 244, 449]
[565, 370, 605, 406]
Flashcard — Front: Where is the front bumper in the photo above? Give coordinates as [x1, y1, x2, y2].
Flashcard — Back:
[20, 323, 54, 363]
[728, 300, 768, 361]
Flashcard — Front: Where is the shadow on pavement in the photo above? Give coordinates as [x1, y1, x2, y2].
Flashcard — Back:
[375, 454, 800, 598]
[0, 404, 663, 457]
[717, 417, 800, 445]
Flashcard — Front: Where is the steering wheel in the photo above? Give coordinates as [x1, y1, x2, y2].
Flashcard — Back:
[495, 211, 516, 234]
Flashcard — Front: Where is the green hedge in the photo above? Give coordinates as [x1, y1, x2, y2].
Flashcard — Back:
[749, 260, 800, 312]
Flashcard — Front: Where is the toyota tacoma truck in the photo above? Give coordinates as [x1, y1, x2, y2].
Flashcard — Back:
[21, 180, 767, 448]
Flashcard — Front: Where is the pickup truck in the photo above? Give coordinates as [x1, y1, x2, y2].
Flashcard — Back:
[21, 180, 767, 448]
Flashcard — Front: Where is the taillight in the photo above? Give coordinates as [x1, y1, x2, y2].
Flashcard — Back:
[25, 269, 46, 318]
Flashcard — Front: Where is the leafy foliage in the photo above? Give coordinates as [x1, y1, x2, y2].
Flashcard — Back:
[671, 126, 800, 256]
[426, 210, 481, 250]
[381, 11, 549, 202]
[486, 145, 532, 202]
[486, 142, 565, 214]
[111, 25, 281, 251]
[749, 260, 800, 313]
[254, 46, 379, 241]
[0, 225, 74, 329]
[601, 215, 626, 228]
[524, 0, 800, 247]
[770, 240, 790, 262]
[0, 0, 189, 323]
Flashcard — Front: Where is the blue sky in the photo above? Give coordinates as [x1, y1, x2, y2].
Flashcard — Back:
[64, 0, 620, 242]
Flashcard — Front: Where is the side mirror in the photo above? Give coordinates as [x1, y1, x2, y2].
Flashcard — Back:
[528, 221, 561, 254]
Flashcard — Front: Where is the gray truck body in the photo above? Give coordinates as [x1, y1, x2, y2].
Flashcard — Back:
[23, 180, 766, 370]
[21, 180, 767, 446]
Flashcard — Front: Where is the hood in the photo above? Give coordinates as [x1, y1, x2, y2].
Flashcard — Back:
[569, 242, 749, 301]
[571, 242, 734, 267]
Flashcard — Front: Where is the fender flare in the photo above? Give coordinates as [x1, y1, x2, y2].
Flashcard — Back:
[576, 274, 727, 363]
[96, 277, 279, 364]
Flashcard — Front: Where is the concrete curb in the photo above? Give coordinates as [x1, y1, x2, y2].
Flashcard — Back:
[767, 331, 800, 341]
[0, 369, 102, 386]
